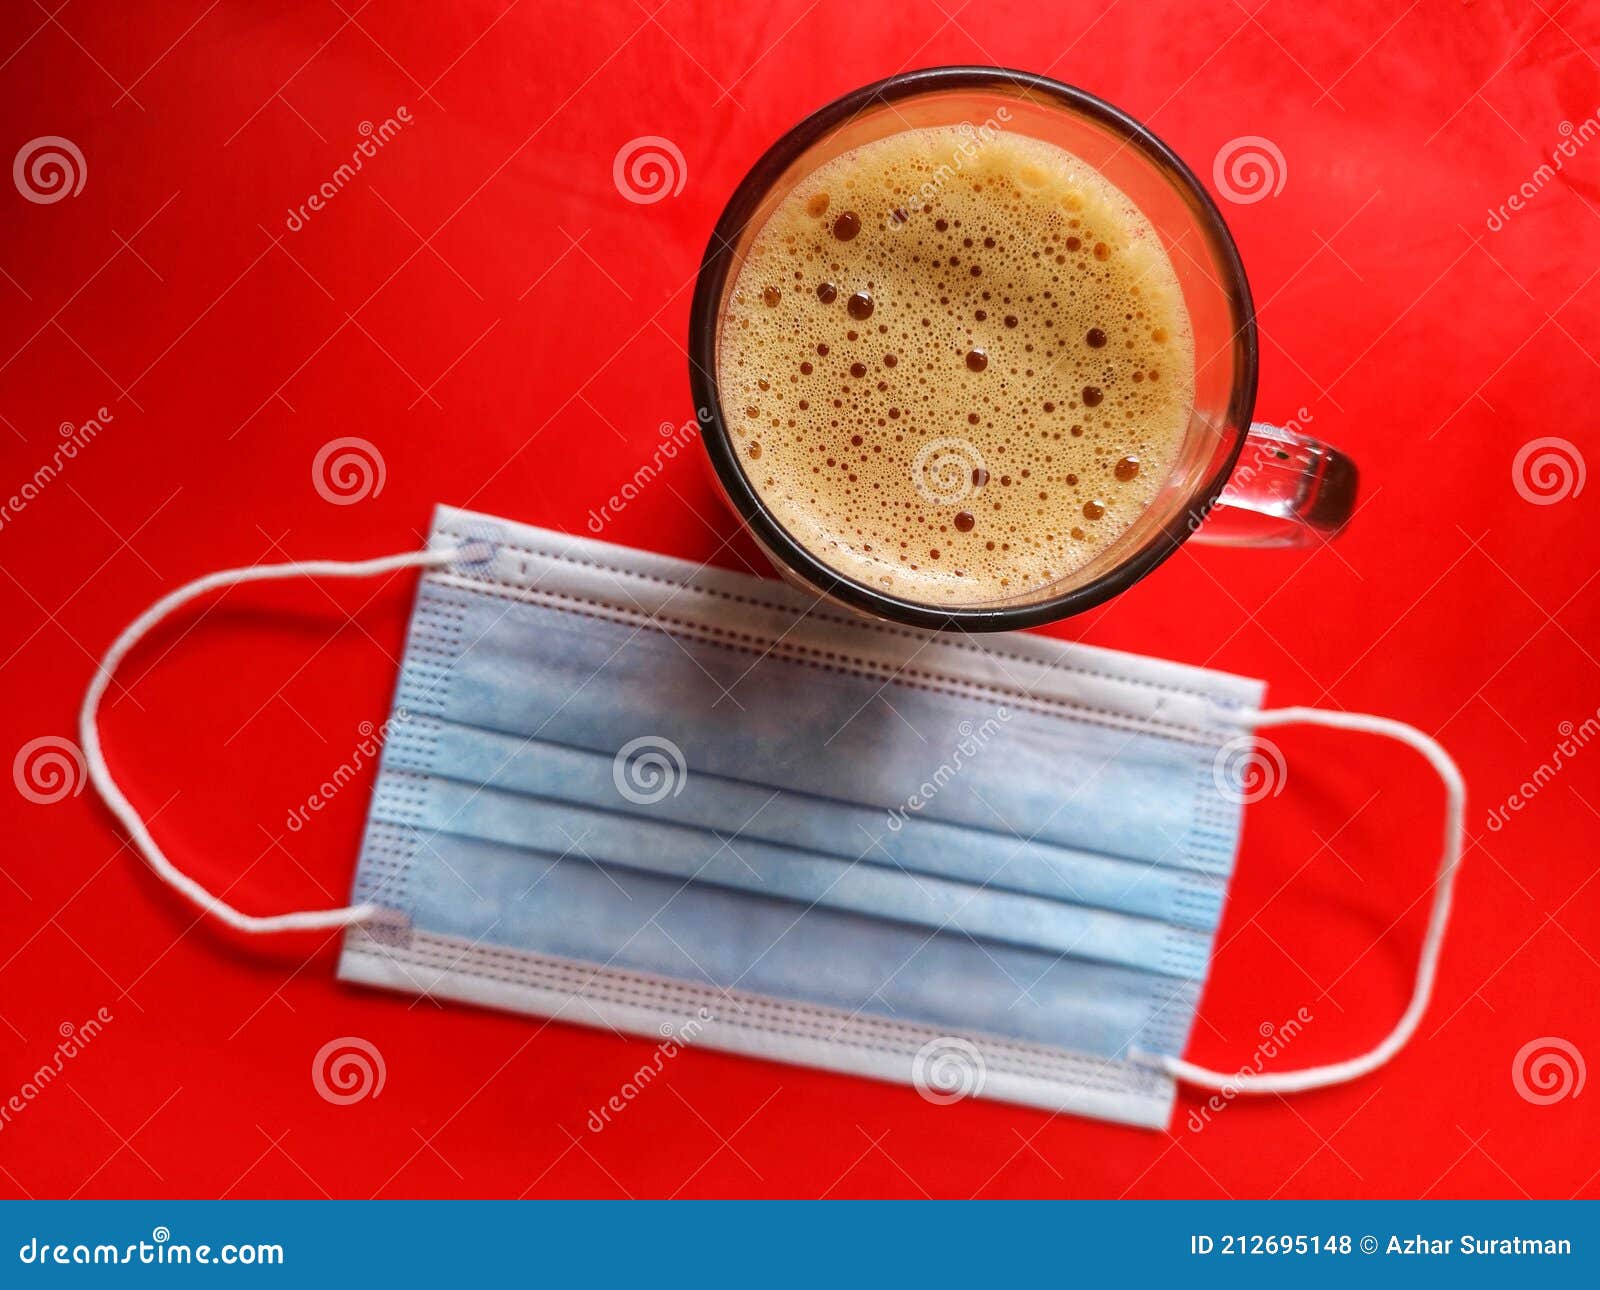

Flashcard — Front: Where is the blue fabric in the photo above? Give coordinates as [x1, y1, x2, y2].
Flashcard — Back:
[345, 509, 1262, 1090]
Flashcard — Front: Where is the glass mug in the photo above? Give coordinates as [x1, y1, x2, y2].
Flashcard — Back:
[688, 66, 1357, 631]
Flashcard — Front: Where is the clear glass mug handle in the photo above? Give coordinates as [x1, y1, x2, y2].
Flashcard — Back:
[1191, 421, 1360, 548]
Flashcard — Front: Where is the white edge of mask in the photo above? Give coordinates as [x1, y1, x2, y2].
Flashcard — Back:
[340, 925, 1176, 1131]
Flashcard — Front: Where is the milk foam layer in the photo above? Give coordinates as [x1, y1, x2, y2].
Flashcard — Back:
[719, 126, 1195, 606]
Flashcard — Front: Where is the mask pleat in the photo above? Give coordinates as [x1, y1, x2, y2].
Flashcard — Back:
[386, 712, 1226, 932]
[369, 769, 1212, 981]
[357, 812, 1201, 1059]
[401, 585, 1241, 879]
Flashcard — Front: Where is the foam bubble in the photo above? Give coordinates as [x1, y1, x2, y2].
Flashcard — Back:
[719, 127, 1194, 604]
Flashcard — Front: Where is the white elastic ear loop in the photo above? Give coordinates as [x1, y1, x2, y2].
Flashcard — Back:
[1163, 706, 1465, 1094]
[79, 543, 476, 935]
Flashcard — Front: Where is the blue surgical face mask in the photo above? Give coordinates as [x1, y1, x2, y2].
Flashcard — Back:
[79, 504, 1464, 1130]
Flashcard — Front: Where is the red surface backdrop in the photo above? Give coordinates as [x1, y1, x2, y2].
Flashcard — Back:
[2, 0, 1598, 1200]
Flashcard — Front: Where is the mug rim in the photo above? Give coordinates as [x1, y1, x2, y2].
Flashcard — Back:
[687, 65, 1259, 631]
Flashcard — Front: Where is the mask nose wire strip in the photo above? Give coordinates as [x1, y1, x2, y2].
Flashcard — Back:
[78, 543, 477, 936]
[1160, 705, 1465, 1094]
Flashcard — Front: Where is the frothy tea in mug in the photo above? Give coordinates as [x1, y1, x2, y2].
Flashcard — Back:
[718, 126, 1194, 605]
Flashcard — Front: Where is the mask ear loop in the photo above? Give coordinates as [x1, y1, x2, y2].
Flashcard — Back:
[78, 543, 479, 935]
[1161, 706, 1465, 1094]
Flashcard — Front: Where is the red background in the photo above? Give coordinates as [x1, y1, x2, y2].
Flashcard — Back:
[2, 0, 1597, 1200]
